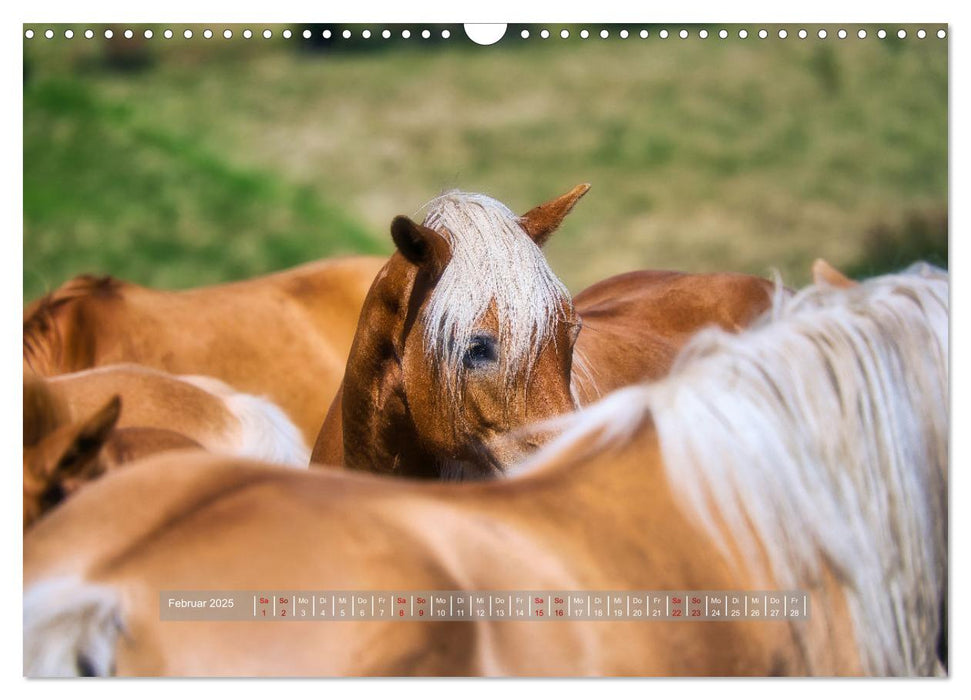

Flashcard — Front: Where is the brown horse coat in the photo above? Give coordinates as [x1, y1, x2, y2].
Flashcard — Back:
[22, 446, 829, 676]
[23, 265, 947, 677]
[23, 256, 386, 443]
[567, 269, 773, 403]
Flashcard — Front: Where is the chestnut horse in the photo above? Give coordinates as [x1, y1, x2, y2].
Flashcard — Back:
[23, 264, 946, 676]
[23, 255, 386, 443]
[23, 365, 308, 528]
[311, 186, 773, 477]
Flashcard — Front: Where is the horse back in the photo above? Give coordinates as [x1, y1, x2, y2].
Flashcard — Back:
[575, 269, 773, 332]
[48, 365, 239, 448]
[572, 270, 775, 397]
[23, 257, 387, 440]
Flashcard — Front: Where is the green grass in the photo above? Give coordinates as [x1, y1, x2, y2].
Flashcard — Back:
[24, 25, 947, 302]
[24, 72, 384, 299]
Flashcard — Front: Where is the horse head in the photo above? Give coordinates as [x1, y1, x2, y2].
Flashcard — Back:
[341, 185, 590, 479]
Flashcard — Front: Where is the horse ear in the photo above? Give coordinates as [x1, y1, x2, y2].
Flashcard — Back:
[47, 395, 122, 485]
[24, 394, 121, 525]
[812, 259, 857, 288]
[390, 216, 451, 273]
[520, 183, 591, 246]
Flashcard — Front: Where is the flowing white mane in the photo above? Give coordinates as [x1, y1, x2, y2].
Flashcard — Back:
[521, 263, 948, 675]
[420, 191, 572, 399]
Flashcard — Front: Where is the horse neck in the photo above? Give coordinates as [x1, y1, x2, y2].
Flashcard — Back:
[504, 416, 843, 672]
[339, 254, 439, 476]
[511, 416, 677, 533]
[499, 416, 767, 594]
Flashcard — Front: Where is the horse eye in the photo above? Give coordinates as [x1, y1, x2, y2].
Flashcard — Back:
[463, 333, 498, 369]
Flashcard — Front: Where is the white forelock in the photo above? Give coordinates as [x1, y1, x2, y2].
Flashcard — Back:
[419, 191, 573, 400]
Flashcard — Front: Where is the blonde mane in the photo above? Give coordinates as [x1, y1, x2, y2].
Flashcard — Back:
[520, 263, 948, 675]
[419, 191, 572, 399]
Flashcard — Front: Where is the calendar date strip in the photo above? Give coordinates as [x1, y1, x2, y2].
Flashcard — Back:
[160, 590, 809, 621]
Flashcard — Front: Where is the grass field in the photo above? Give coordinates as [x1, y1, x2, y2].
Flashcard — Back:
[23, 25, 948, 302]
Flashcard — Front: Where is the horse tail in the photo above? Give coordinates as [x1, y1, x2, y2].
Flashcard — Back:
[23, 577, 124, 677]
[223, 391, 311, 467]
[179, 374, 310, 468]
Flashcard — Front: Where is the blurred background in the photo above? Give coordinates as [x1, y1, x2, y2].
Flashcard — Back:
[23, 23, 948, 303]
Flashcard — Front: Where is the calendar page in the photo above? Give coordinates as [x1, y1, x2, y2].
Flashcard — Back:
[22, 21, 948, 678]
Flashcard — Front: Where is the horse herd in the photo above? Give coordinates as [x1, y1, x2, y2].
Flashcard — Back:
[22, 185, 948, 676]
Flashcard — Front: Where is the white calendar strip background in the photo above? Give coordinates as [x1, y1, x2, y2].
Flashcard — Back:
[160, 590, 809, 621]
